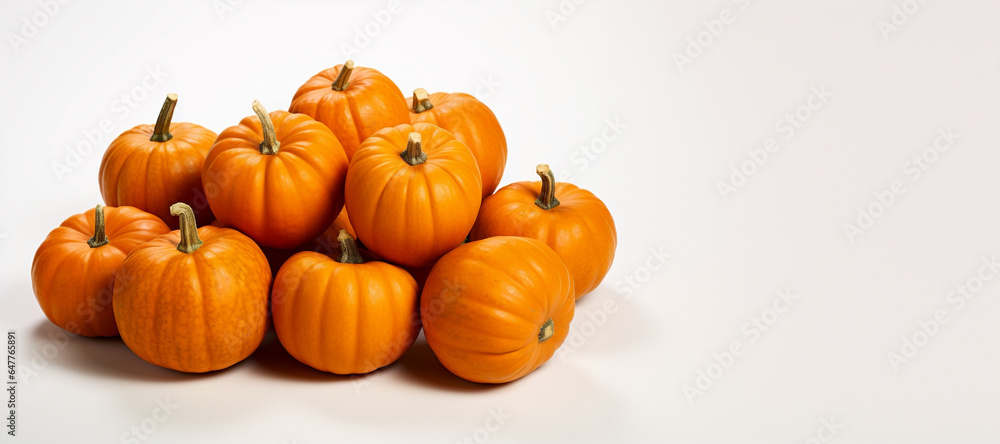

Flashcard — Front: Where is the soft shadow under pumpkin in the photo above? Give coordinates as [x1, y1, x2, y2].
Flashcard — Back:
[395, 335, 503, 393]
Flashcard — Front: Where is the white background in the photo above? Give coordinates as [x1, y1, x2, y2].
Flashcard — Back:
[2, 0, 999, 443]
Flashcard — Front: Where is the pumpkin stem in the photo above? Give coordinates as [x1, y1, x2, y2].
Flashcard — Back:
[331, 60, 355, 91]
[534, 164, 561, 210]
[87, 204, 109, 248]
[538, 319, 555, 343]
[400, 132, 427, 166]
[170, 202, 204, 254]
[150, 93, 177, 142]
[252, 100, 280, 155]
[336, 229, 364, 264]
[411, 88, 433, 113]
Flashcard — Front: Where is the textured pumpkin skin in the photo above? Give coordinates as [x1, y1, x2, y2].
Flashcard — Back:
[203, 110, 349, 249]
[408, 92, 507, 198]
[272, 251, 420, 374]
[470, 181, 617, 299]
[421, 236, 575, 383]
[113, 226, 271, 372]
[31, 206, 170, 337]
[345, 123, 482, 267]
[290, 63, 409, 160]
[99, 122, 217, 229]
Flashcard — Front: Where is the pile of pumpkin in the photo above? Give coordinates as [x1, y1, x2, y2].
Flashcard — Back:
[31, 61, 616, 384]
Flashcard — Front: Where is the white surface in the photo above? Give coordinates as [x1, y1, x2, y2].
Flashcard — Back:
[2, 1, 999, 443]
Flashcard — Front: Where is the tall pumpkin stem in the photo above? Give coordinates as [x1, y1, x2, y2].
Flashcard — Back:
[538, 319, 554, 343]
[252, 100, 280, 155]
[411, 88, 433, 113]
[400, 132, 427, 166]
[170, 203, 204, 254]
[534, 164, 561, 210]
[87, 204, 109, 248]
[331, 60, 355, 91]
[336, 229, 364, 264]
[150, 93, 178, 142]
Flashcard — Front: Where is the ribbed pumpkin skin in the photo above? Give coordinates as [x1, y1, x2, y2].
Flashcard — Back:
[31, 206, 170, 337]
[344, 123, 482, 267]
[408, 92, 507, 199]
[99, 123, 217, 229]
[289, 63, 409, 160]
[271, 251, 420, 374]
[113, 226, 272, 373]
[420, 237, 575, 384]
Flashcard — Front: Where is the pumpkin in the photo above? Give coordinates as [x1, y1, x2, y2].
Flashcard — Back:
[272, 230, 420, 374]
[203, 100, 349, 249]
[420, 236, 575, 383]
[31, 205, 170, 337]
[99, 94, 217, 229]
[470, 165, 616, 299]
[345, 124, 482, 267]
[312, 206, 355, 257]
[408, 88, 507, 198]
[289, 60, 409, 160]
[113, 203, 272, 372]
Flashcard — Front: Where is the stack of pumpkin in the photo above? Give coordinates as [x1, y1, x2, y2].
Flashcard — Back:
[31, 61, 617, 384]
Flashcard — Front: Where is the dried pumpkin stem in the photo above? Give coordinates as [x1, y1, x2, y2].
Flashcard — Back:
[538, 319, 555, 343]
[170, 202, 203, 254]
[336, 229, 364, 264]
[411, 88, 433, 113]
[150, 93, 178, 142]
[331, 60, 355, 91]
[534, 164, 560, 210]
[252, 100, 280, 155]
[401, 132, 427, 166]
[87, 204, 109, 248]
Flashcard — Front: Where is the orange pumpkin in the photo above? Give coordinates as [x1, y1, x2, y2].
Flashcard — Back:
[408, 88, 507, 198]
[203, 101, 349, 249]
[345, 123, 482, 267]
[289, 60, 409, 160]
[470, 165, 617, 299]
[272, 230, 420, 374]
[99, 94, 217, 229]
[31, 205, 170, 337]
[113, 203, 272, 372]
[421, 236, 575, 383]
[312, 206, 355, 257]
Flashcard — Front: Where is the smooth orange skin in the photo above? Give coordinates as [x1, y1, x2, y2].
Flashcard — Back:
[408, 92, 507, 199]
[113, 226, 272, 373]
[345, 123, 482, 267]
[31, 206, 170, 337]
[99, 123, 217, 229]
[420, 237, 575, 384]
[470, 181, 617, 299]
[203, 110, 349, 249]
[272, 251, 420, 374]
[290, 63, 409, 160]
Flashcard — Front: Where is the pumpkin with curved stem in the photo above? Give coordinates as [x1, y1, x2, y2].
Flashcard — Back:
[420, 236, 575, 383]
[113, 203, 272, 372]
[272, 230, 420, 374]
[408, 88, 507, 198]
[31, 205, 170, 337]
[289, 60, 409, 160]
[99, 94, 217, 229]
[470, 164, 616, 299]
[345, 123, 482, 267]
[203, 100, 349, 249]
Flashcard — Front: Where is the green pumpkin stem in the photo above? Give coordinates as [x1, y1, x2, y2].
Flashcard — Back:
[331, 60, 355, 91]
[87, 204, 109, 248]
[538, 319, 555, 343]
[150, 93, 178, 142]
[336, 229, 364, 264]
[534, 164, 561, 210]
[411, 88, 434, 113]
[401, 132, 427, 166]
[252, 100, 280, 155]
[170, 203, 203, 254]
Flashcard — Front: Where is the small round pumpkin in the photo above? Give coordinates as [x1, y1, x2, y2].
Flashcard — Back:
[421, 236, 575, 383]
[470, 164, 617, 299]
[408, 88, 507, 198]
[31, 205, 170, 337]
[345, 123, 482, 267]
[113, 203, 272, 373]
[272, 230, 420, 374]
[289, 60, 409, 160]
[203, 101, 349, 249]
[99, 94, 217, 229]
